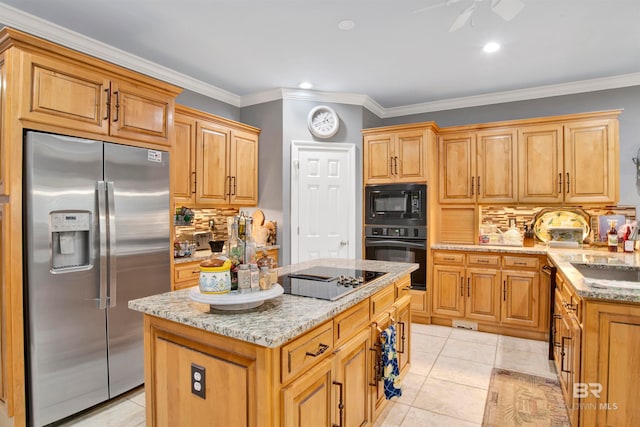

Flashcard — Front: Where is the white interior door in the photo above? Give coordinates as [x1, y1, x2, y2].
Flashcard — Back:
[291, 141, 356, 264]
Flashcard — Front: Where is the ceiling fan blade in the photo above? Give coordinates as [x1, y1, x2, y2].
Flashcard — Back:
[491, 0, 524, 21]
[413, 0, 465, 14]
[449, 3, 476, 32]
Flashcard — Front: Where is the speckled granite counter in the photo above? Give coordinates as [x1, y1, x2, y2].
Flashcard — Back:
[129, 258, 418, 347]
[432, 243, 640, 303]
[174, 245, 280, 264]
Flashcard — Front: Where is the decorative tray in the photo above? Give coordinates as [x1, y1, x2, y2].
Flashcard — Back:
[188, 284, 284, 311]
[533, 208, 590, 243]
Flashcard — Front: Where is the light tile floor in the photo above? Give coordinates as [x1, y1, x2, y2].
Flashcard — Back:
[57, 324, 558, 426]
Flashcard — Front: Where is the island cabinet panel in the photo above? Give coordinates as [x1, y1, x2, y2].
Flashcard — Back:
[281, 356, 333, 427]
[334, 299, 370, 348]
[332, 329, 371, 427]
[20, 52, 175, 146]
[395, 294, 411, 376]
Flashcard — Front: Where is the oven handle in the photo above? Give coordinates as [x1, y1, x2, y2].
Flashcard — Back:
[365, 239, 426, 249]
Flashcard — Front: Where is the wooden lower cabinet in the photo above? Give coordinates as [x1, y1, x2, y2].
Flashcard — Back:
[173, 261, 201, 290]
[144, 275, 412, 426]
[431, 250, 547, 339]
[282, 357, 334, 427]
[501, 270, 540, 328]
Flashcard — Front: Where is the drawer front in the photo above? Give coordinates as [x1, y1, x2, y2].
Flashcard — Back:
[174, 262, 201, 283]
[334, 299, 370, 346]
[433, 251, 465, 265]
[503, 256, 540, 270]
[394, 275, 411, 300]
[281, 321, 334, 383]
[370, 286, 395, 318]
[467, 253, 500, 267]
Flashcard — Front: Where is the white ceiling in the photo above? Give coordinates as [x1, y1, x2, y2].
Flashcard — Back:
[1, 0, 640, 115]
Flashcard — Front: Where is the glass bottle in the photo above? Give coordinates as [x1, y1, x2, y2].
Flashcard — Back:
[627, 223, 638, 253]
[237, 211, 246, 241]
[623, 219, 633, 253]
[607, 220, 618, 253]
[243, 217, 256, 265]
[259, 266, 271, 290]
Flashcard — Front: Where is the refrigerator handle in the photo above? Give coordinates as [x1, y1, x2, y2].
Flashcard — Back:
[97, 181, 108, 310]
[107, 181, 117, 308]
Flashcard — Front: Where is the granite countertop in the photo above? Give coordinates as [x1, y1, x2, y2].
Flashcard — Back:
[174, 245, 280, 264]
[432, 243, 640, 303]
[128, 258, 418, 348]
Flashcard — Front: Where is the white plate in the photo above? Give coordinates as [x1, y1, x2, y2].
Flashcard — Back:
[189, 284, 284, 310]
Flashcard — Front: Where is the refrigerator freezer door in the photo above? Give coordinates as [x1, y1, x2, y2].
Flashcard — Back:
[24, 132, 109, 426]
[104, 143, 171, 397]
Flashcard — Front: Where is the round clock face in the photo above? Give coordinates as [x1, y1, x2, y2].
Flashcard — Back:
[307, 106, 339, 138]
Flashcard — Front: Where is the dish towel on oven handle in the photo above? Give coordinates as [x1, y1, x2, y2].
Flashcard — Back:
[380, 324, 402, 399]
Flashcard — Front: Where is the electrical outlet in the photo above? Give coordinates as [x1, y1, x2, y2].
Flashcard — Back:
[191, 363, 206, 399]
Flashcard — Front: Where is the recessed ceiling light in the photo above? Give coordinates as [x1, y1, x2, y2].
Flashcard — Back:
[483, 42, 501, 53]
[298, 82, 313, 89]
[338, 20, 355, 30]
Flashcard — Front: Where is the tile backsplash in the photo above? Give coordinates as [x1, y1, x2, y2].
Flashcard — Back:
[480, 205, 637, 245]
[175, 207, 238, 241]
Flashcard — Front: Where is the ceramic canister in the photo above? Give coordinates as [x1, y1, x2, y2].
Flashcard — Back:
[199, 259, 232, 294]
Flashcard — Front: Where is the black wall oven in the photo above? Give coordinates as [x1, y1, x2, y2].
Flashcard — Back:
[364, 184, 428, 291]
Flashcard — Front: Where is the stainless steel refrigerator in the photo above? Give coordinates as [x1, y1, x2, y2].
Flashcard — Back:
[24, 131, 170, 426]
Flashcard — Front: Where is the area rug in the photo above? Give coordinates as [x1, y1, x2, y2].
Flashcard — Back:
[482, 368, 570, 427]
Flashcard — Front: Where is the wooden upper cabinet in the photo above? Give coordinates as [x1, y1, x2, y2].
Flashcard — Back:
[564, 119, 618, 204]
[0, 53, 5, 195]
[174, 106, 260, 207]
[364, 133, 394, 184]
[197, 121, 231, 205]
[107, 80, 173, 145]
[229, 129, 259, 206]
[364, 130, 427, 184]
[438, 132, 475, 203]
[518, 124, 564, 204]
[19, 51, 176, 146]
[476, 129, 517, 204]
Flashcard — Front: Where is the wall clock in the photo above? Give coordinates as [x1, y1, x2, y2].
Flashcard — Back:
[307, 105, 339, 138]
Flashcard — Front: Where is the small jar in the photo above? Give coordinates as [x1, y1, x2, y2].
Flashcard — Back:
[259, 266, 272, 290]
[237, 264, 251, 291]
[249, 264, 260, 291]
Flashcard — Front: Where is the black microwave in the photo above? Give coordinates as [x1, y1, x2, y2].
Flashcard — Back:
[365, 183, 427, 226]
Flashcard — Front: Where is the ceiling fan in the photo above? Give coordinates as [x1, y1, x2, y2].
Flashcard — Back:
[415, 0, 525, 32]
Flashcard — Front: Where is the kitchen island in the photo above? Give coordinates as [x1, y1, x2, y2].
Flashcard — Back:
[129, 258, 418, 426]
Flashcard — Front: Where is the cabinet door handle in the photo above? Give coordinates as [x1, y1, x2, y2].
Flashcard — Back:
[477, 176, 481, 195]
[566, 172, 570, 194]
[191, 171, 197, 194]
[398, 321, 406, 354]
[226, 175, 232, 197]
[558, 173, 562, 193]
[467, 277, 471, 297]
[394, 156, 399, 175]
[332, 381, 344, 427]
[460, 277, 464, 297]
[113, 90, 120, 122]
[369, 346, 382, 386]
[560, 336, 571, 373]
[232, 176, 237, 196]
[514, 261, 527, 266]
[503, 281, 507, 301]
[390, 157, 394, 175]
[471, 176, 475, 195]
[104, 88, 111, 121]
[477, 259, 489, 263]
[305, 343, 329, 357]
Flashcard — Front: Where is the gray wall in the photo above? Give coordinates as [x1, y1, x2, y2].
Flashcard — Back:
[281, 100, 366, 265]
[382, 86, 640, 208]
[177, 89, 240, 121]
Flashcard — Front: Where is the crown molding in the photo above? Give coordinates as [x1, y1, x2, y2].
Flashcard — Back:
[382, 73, 640, 118]
[0, 2, 241, 106]
[1, 2, 639, 118]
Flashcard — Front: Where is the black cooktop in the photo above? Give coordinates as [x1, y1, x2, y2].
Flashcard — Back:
[278, 266, 387, 301]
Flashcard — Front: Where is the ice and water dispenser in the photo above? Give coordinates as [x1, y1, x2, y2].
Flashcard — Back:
[49, 211, 91, 271]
